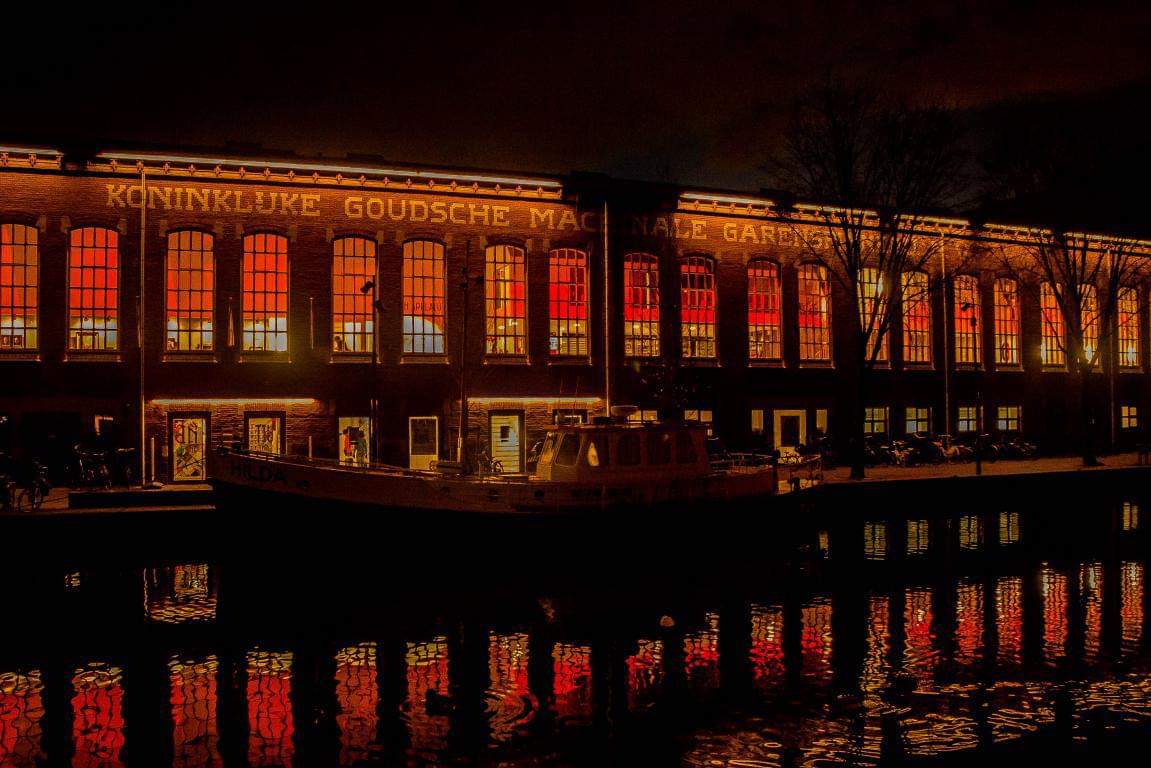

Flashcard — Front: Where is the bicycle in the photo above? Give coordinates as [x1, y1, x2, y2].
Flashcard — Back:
[472, 449, 504, 476]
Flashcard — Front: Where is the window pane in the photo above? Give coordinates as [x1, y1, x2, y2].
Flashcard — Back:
[901, 271, 931, 364]
[0, 223, 39, 350]
[953, 275, 981, 365]
[993, 278, 1020, 366]
[402, 240, 445, 355]
[242, 234, 288, 352]
[332, 237, 377, 354]
[1040, 282, 1065, 366]
[548, 248, 588, 356]
[624, 253, 660, 357]
[484, 245, 526, 355]
[798, 264, 831, 361]
[1081, 284, 1099, 365]
[748, 262, 781, 360]
[68, 227, 119, 351]
[165, 231, 214, 352]
[1118, 287, 1139, 368]
[858, 267, 888, 362]
[680, 256, 716, 359]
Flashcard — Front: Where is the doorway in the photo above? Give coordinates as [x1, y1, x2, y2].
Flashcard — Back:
[772, 409, 807, 451]
[169, 413, 208, 482]
[489, 411, 524, 473]
[408, 416, 439, 470]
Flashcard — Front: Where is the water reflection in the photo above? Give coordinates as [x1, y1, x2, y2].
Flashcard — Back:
[3, 497, 1151, 766]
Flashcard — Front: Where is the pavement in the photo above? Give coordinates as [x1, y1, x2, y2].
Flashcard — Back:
[822, 451, 1148, 484]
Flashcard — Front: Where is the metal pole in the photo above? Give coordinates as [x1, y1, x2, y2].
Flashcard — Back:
[137, 166, 147, 486]
[602, 200, 611, 416]
[940, 239, 951, 437]
[457, 240, 471, 464]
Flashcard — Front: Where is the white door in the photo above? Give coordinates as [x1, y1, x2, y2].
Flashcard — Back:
[773, 409, 807, 451]
[408, 416, 439, 470]
[489, 413, 522, 473]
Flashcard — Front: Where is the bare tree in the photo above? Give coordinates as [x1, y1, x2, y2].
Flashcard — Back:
[773, 83, 968, 478]
[998, 233, 1146, 465]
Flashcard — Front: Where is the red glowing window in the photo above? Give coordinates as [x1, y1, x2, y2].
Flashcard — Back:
[242, 234, 288, 352]
[402, 239, 445, 355]
[901, 271, 931, 364]
[680, 256, 716, 359]
[548, 248, 588, 356]
[68, 227, 119, 351]
[953, 274, 981, 365]
[858, 267, 888, 362]
[992, 277, 1020, 366]
[798, 263, 831, 362]
[332, 237, 377, 354]
[1118, 286, 1140, 368]
[165, 230, 214, 352]
[747, 261, 781, 361]
[0, 223, 38, 351]
[484, 244, 526, 356]
[623, 253, 660, 357]
[1081, 283, 1100, 366]
[1040, 282, 1065, 366]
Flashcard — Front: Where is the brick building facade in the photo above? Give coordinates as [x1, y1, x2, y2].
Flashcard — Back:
[0, 145, 1147, 481]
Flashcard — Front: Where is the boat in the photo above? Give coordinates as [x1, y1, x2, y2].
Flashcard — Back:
[209, 413, 816, 516]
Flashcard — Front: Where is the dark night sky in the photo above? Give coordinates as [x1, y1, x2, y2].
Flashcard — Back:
[4, 1, 1151, 200]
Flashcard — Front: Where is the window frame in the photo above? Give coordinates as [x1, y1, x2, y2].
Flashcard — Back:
[747, 259, 783, 363]
[484, 243, 528, 358]
[900, 270, 932, 367]
[164, 229, 215, 355]
[992, 276, 1021, 368]
[1120, 404, 1139, 430]
[548, 247, 589, 358]
[331, 235, 378, 358]
[905, 406, 931, 435]
[996, 405, 1022, 433]
[858, 266, 889, 363]
[623, 252, 661, 358]
[240, 232, 290, 355]
[863, 406, 889, 436]
[67, 226, 121, 355]
[952, 274, 982, 367]
[402, 238, 447, 358]
[1117, 286, 1140, 370]
[798, 262, 833, 364]
[679, 254, 717, 360]
[1040, 281, 1066, 369]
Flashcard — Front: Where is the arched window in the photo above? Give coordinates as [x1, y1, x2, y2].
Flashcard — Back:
[1117, 286, 1140, 368]
[484, 244, 526, 356]
[992, 277, 1020, 366]
[332, 237, 377, 354]
[68, 227, 119, 351]
[402, 240, 445, 355]
[241, 233, 288, 352]
[1040, 282, 1065, 366]
[858, 267, 888, 362]
[747, 261, 781, 361]
[623, 253, 660, 357]
[798, 263, 831, 361]
[680, 256, 716, 359]
[165, 230, 214, 352]
[953, 275, 981, 365]
[548, 248, 588, 356]
[901, 271, 931, 364]
[0, 223, 38, 351]
[1081, 283, 1099, 365]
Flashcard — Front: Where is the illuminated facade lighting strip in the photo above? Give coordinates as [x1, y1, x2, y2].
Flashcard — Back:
[150, 397, 318, 406]
[95, 151, 563, 190]
[467, 396, 603, 405]
[681, 191, 775, 207]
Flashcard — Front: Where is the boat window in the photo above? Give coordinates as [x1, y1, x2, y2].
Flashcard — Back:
[676, 431, 697, 464]
[618, 433, 642, 466]
[647, 431, 672, 464]
[555, 433, 581, 466]
[539, 434, 557, 464]
[587, 438, 608, 467]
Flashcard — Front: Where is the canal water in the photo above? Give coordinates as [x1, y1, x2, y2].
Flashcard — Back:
[3, 484, 1151, 767]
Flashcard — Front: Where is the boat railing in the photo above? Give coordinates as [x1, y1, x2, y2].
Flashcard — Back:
[778, 454, 823, 491]
[710, 452, 774, 472]
[219, 447, 529, 483]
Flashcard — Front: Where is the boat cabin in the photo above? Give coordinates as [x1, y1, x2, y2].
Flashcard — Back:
[532, 421, 711, 482]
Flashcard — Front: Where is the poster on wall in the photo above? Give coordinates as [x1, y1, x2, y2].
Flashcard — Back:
[408, 416, 439, 470]
[338, 416, 371, 466]
[171, 416, 207, 482]
[247, 415, 283, 455]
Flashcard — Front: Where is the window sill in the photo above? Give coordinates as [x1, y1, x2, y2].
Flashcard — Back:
[483, 356, 530, 366]
[65, 352, 122, 362]
[798, 360, 835, 369]
[163, 352, 217, 363]
[237, 353, 291, 363]
[1041, 365, 1068, 372]
[547, 357, 592, 366]
[682, 359, 720, 367]
[1119, 367, 1144, 374]
[332, 353, 373, 364]
[0, 352, 41, 362]
[748, 360, 786, 368]
[902, 363, 935, 371]
[953, 364, 983, 372]
[993, 364, 1024, 372]
[401, 354, 450, 365]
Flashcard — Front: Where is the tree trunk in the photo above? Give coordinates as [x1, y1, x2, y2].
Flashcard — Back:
[849, 364, 868, 480]
[1079, 366, 1100, 467]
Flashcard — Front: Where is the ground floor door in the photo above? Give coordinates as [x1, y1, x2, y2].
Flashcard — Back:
[170, 413, 208, 482]
[773, 409, 807, 450]
[489, 411, 523, 473]
[408, 416, 439, 470]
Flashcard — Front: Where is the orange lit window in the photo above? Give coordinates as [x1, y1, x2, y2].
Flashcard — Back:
[798, 263, 831, 361]
[402, 240, 445, 355]
[548, 248, 588, 356]
[1118, 287, 1139, 368]
[1040, 282, 1065, 366]
[242, 234, 288, 352]
[858, 267, 888, 362]
[332, 237, 377, 354]
[747, 261, 781, 361]
[484, 244, 526, 356]
[624, 253, 660, 357]
[992, 277, 1020, 366]
[0, 223, 38, 351]
[901, 271, 931, 365]
[680, 256, 716, 359]
[165, 230, 214, 352]
[1080, 283, 1099, 366]
[68, 227, 119, 351]
[953, 275, 981, 365]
